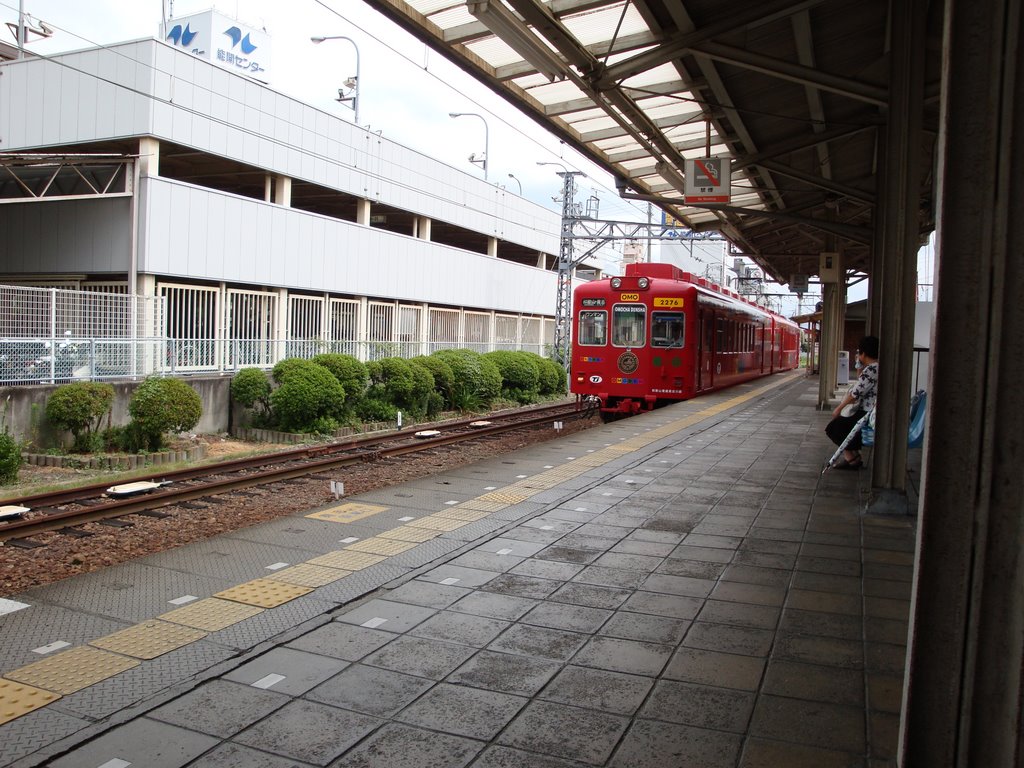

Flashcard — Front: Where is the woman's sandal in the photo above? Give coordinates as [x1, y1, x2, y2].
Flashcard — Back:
[835, 457, 863, 470]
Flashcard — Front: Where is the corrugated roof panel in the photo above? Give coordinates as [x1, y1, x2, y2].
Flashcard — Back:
[410, 0, 464, 15]
[561, 4, 650, 48]
[427, 5, 477, 27]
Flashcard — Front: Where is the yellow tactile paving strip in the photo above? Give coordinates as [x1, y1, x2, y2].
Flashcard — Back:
[0, 679, 61, 725]
[215, 579, 313, 608]
[5, 647, 139, 695]
[378, 526, 440, 543]
[307, 502, 389, 524]
[479, 490, 531, 504]
[433, 508, 492, 521]
[266, 563, 352, 587]
[456, 499, 508, 512]
[308, 550, 387, 571]
[159, 598, 264, 631]
[405, 516, 470, 532]
[90, 620, 207, 660]
[343, 538, 419, 556]
[0, 374, 799, 726]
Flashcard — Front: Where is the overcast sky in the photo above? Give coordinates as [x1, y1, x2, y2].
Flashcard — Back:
[0, 0, 651, 225]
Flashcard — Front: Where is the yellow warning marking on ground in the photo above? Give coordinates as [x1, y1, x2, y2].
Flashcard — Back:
[344, 537, 419, 556]
[159, 598, 264, 631]
[90, 620, 207, 660]
[456, 499, 507, 512]
[378, 526, 440, 543]
[480, 490, 530, 504]
[434, 507, 490, 521]
[215, 579, 313, 608]
[265, 563, 352, 588]
[308, 550, 387, 571]
[5, 646, 139, 695]
[307, 502, 389, 524]
[0, 678, 61, 725]
[406, 516, 469, 531]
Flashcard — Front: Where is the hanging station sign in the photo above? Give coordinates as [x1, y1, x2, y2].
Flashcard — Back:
[684, 157, 731, 204]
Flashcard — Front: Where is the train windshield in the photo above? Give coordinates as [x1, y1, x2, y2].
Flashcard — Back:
[612, 304, 646, 347]
[578, 310, 607, 345]
[651, 312, 685, 348]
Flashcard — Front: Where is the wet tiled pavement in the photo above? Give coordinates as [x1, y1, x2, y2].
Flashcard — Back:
[0, 373, 917, 767]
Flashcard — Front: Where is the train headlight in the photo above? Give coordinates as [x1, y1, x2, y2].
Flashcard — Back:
[610, 277, 622, 289]
[637, 277, 649, 289]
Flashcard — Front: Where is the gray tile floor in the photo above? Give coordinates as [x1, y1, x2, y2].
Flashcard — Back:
[1, 375, 917, 767]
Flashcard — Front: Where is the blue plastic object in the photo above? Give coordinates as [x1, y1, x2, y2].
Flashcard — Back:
[907, 390, 927, 448]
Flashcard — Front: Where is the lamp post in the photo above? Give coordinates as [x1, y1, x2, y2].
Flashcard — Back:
[449, 112, 489, 181]
[507, 173, 522, 194]
[311, 35, 361, 125]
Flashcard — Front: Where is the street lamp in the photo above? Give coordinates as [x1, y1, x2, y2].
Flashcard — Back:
[311, 35, 361, 125]
[507, 173, 522, 194]
[449, 112, 489, 181]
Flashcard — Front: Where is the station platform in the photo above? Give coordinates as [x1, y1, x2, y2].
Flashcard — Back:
[0, 372, 917, 768]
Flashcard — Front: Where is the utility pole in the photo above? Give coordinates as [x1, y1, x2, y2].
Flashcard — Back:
[552, 171, 584, 368]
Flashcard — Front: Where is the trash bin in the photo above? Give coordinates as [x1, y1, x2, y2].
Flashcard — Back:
[837, 350, 850, 385]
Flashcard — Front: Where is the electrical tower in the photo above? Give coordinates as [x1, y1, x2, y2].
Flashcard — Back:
[547, 172, 723, 368]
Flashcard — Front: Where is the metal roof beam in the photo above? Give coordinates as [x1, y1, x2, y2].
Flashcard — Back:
[755, 159, 876, 204]
[690, 41, 888, 106]
[595, 0, 830, 87]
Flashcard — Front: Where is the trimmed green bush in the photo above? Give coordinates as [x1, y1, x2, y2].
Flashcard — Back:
[485, 350, 541, 404]
[365, 357, 435, 418]
[312, 354, 369, 399]
[0, 430, 21, 484]
[409, 355, 454, 409]
[230, 368, 272, 421]
[313, 354, 369, 415]
[128, 377, 203, 451]
[45, 381, 115, 452]
[536, 355, 568, 395]
[269, 359, 345, 433]
[355, 397, 399, 423]
[432, 349, 500, 412]
[271, 357, 311, 384]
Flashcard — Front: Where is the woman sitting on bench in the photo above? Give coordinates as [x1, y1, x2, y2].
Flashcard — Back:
[825, 335, 879, 469]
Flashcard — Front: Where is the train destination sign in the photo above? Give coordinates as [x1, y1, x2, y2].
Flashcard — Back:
[582, 298, 606, 307]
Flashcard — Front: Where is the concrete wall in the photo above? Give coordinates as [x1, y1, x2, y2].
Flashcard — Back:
[0, 376, 231, 448]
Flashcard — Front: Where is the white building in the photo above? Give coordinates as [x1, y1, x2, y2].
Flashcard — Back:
[0, 26, 566, 379]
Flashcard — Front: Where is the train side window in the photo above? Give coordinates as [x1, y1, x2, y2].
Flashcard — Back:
[612, 304, 646, 347]
[651, 311, 685, 347]
[578, 310, 607, 345]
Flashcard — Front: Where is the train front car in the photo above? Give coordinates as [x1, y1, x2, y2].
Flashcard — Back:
[571, 263, 697, 417]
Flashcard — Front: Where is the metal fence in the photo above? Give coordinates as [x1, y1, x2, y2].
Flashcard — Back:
[0, 284, 552, 386]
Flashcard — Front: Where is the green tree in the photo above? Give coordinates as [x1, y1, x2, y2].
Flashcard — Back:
[484, 350, 541, 404]
[269, 360, 345, 433]
[230, 368, 272, 422]
[128, 377, 203, 451]
[45, 381, 115, 452]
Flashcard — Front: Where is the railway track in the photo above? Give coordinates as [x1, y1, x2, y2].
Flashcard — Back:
[0, 400, 596, 546]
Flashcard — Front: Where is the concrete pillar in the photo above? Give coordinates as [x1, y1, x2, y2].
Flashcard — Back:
[415, 216, 431, 240]
[356, 296, 369, 361]
[869, 0, 926, 504]
[356, 199, 371, 226]
[274, 176, 291, 207]
[274, 288, 288, 362]
[138, 137, 160, 177]
[487, 236, 498, 258]
[899, 0, 1024, 765]
[264, 174, 273, 202]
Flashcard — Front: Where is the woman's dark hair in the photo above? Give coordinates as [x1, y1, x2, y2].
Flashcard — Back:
[859, 335, 879, 359]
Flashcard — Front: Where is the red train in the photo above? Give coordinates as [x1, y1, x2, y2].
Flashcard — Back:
[571, 262, 801, 417]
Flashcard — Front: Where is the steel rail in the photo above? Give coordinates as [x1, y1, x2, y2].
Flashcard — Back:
[0, 401, 582, 510]
[0, 402, 592, 542]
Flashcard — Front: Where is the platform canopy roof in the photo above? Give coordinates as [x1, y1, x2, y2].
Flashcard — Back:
[360, 0, 943, 285]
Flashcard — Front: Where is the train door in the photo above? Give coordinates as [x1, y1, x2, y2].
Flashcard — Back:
[698, 308, 714, 390]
